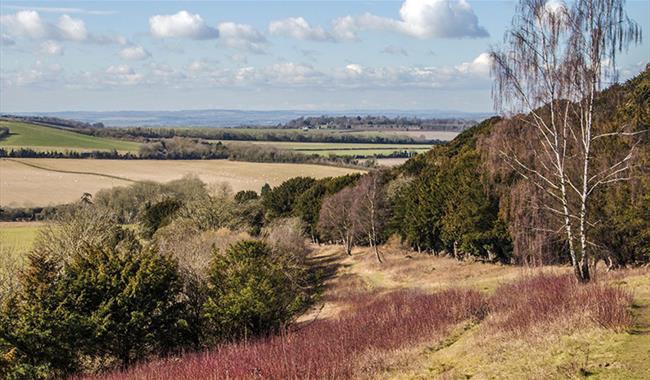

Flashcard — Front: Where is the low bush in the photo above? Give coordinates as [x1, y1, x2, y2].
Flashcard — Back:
[488, 273, 633, 334]
[85, 289, 485, 380]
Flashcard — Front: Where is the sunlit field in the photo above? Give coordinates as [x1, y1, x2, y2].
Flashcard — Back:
[0, 158, 365, 207]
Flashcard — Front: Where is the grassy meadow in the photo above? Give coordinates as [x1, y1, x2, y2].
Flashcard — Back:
[0, 158, 365, 207]
[0, 120, 141, 152]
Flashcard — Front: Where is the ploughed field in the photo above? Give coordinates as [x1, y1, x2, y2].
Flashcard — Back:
[0, 158, 364, 207]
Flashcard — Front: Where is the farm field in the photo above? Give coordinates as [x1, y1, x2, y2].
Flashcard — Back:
[0, 120, 141, 152]
[221, 140, 432, 156]
[176, 127, 459, 141]
[0, 158, 365, 207]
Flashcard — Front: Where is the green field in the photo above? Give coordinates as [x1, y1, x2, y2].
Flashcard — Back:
[0, 120, 141, 152]
[0, 222, 41, 280]
[220, 140, 432, 156]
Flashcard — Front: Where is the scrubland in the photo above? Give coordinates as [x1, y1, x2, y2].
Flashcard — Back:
[85, 245, 650, 380]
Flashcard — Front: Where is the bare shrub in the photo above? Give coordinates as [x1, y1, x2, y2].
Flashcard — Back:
[155, 221, 251, 279]
[82, 289, 486, 380]
[488, 273, 633, 335]
[262, 217, 310, 264]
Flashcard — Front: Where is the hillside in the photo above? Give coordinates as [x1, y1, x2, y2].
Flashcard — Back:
[390, 65, 649, 267]
[0, 120, 140, 152]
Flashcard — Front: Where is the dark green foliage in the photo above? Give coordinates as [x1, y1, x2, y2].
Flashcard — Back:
[390, 118, 511, 261]
[139, 198, 183, 238]
[262, 177, 316, 219]
[203, 240, 308, 341]
[234, 190, 259, 203]
[0, 228, 187, 378]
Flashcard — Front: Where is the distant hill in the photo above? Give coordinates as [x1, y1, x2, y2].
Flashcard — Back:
[9, 109, 492, 128]
[0, 120, 140, 152]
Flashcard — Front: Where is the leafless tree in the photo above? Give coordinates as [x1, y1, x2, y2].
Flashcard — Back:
[491, 0, 643, 281]
[318, 187, 358, 256]
[351, 173, 388, 263]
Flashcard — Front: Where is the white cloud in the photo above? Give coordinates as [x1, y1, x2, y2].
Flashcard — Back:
[119, 45, 151, 60]
[332, 15, 359, 41]
[455, 52, 492, 76]
[1, 10, 49, 39]
[269, 17, 333, 42]
[345, 64, 364, 75]
[381, 45, 408, 56]
[56, 14, 88, 41]
[334, 0, 489, 40]
[218, 22, 266, 52]
[40, 40, 63, 55]
[104, 64, 143, 85]
[0, 10, 122, 44]
[149, 11, 219, 39]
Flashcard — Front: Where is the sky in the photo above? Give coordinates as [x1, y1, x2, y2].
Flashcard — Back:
[1, 0, 648, 113]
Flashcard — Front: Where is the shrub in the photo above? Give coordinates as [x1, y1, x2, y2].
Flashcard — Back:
[203, 240, 309, 342]
[488, 273, 633, 334]
[0, 222, 188, 378]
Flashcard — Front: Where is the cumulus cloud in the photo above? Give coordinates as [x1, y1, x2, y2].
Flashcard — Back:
[218, 22, 266, 52]
[103, 64, 143, 85]
[40, 40, 63, 55]
[149, 11, 219, 39]
[269, 17, 333, 42]
[1, 10, 49, 39]
[0, 10, 124, 44]
[3, 53, 492, 92]
[119, 45, 151, 60]
[381, 45, 408, 56]
[56, 14, 88, 41]
[455, 52, 492, 76]
[334, 0, 488, 40]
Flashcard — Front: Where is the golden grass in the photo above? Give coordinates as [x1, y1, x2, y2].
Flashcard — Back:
[302, 244, 649, 379]
[0, 158, 364, 207]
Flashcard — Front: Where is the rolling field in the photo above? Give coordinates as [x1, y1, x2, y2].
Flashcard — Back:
[0, 120, 141, 152]
[0, 158, 365, 207]
[221, 140, 431, 156]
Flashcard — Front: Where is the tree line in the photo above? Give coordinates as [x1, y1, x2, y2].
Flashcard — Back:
[0, 138, 374, 167]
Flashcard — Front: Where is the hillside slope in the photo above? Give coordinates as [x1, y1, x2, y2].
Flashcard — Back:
[0, 120, 140, 152]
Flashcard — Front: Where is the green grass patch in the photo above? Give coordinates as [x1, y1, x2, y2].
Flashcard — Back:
[0, 120, 140, 152]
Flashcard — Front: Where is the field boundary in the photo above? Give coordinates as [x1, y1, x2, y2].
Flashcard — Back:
[4, 158, 135, 182]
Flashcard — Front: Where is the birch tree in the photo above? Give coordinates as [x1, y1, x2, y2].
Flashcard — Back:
[318, 187, 358, 256]
[352, 173, 388, 263]
[491, 0, 642, 282]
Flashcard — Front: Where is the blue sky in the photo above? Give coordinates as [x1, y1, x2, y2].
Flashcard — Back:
[1, 0, 648, 113]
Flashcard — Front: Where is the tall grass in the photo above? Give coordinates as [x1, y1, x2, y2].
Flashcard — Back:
[488, 273, 633, 334]
[85, 289, 485, 380]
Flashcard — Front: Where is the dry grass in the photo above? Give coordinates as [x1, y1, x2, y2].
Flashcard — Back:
[0, 158, 364, 207]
